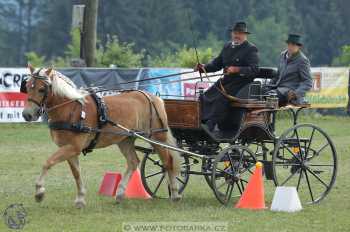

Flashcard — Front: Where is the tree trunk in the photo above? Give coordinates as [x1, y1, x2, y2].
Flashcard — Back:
[83, 0, 98, 67]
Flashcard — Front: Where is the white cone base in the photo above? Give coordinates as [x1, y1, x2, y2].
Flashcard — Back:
[271, 186, 302, 212]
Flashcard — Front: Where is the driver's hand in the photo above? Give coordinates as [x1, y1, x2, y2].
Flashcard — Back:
[194, 63, 205, 73]
[287, 90, 298, 101]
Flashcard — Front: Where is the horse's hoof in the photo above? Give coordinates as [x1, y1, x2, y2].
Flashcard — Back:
[171, 195, 182, 202]
[75, 199, 86, 209]
[35, 192, 45, 202]
[115, 195, 124, 204]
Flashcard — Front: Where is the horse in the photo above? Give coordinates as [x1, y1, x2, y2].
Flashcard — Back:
[22, 65, 182, 208]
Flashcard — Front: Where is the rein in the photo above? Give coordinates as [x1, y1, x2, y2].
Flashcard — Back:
[46, 99, 78, 113]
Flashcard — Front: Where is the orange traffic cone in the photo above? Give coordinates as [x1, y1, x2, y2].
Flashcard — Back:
[98, 172, 122, 196]
[124, 168, 151, 199]
[235, 162, 266, 209]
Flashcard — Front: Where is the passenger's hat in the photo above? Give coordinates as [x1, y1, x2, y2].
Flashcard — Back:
[286, 34, 303, 46]
[230, 21, 250, 34]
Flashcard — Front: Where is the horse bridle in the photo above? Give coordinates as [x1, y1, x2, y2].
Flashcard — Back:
[22, 69, 82, 115]
[22, 69, 51, 115]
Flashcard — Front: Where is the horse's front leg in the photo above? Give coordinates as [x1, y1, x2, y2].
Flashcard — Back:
[35, 144, 81, 203]
[67, 157, 86, 209]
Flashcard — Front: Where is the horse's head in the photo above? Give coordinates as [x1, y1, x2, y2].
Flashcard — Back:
[22, 64, 53, 121]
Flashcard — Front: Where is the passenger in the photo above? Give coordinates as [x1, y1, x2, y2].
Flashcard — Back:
[270, 34, 312, 106]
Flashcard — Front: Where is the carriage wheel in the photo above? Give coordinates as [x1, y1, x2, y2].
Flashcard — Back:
[272, 124, 337, 204]
[202, 157, 214, 190]
[212, 145, 256, 205]
[140, 152, 190, 199]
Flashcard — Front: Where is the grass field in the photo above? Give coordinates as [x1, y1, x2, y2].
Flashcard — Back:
[0, 115, 349, 232]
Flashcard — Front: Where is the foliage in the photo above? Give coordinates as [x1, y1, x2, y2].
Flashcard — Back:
[148, 46, 213, 68]
[96, 35, 144, 68]
[25, 52, 46, 67]
[1, 0, 350, 67]
[247, 16, 288, 66]
[332, 45, 350, 66]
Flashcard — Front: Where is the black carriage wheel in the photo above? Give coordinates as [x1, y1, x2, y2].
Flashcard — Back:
[272, 123, 337, 204]
[140, 152, 190, 199]
[202, 157, 215, 190]
[211, 145, 256, 205]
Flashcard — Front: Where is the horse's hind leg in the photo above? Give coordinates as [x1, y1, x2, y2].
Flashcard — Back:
[67, 157, 86, 209]
[152, 144, 181, 201]
[115, 138, 139, 203]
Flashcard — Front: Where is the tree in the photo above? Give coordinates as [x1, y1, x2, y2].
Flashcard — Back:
[83, 0, 99, 66]
[332, 45, 350, 66]
[247, 16, 287, 66]
[96, 35, 144, 68]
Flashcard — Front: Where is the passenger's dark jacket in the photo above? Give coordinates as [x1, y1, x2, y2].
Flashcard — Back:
[201, 40, 259, 130]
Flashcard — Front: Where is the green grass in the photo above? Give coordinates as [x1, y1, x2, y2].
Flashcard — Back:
[0, 116, 350, 232]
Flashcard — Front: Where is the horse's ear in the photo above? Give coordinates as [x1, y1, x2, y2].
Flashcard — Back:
[28, 63, 35, 74]
[45, 67, 53, 76]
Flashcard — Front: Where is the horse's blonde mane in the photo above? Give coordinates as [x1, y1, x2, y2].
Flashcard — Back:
[38, 68, 88, 103]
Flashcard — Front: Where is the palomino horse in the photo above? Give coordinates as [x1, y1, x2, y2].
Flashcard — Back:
[22, 65, 181, 208]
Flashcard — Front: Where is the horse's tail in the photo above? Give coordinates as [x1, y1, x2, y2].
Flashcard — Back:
[153, 96, 181, 174]
[164, 130, 182, 174]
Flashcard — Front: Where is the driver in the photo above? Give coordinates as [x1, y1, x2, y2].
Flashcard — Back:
[194, 21, 259, 133]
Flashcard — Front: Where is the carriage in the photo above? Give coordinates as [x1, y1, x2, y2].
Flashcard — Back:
[21, 66, 337, 207]
[137, 68, 338, 205]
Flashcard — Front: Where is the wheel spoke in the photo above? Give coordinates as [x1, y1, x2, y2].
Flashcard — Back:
[280, 168, 299, 186]
[216, 181, 227, 190]
[145, 170, 164, 179]
[307, 164, 334, 167]
[236, 181, 243, 194]
[309, 143, 329, 161]
[281, 143, 302, 163]
[215, 168, 234, 177]
[240, 165, 255, 175]
[274, 162, 301, 166]
[305, 128, 316, 156]
[146, 156, 163, 168]
[153, 174, 165, 195]
[224, 183, 234, 202]
[296, 170, 303, 191]
[240, 179, 245, 191]
[304, 169, 314, 202]
[176, 177, 186, 185]
[305, 166, 329, 188]
[294, 129, 303, 160]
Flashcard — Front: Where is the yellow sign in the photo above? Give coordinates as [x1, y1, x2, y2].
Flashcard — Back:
[307, 68, 349, 108]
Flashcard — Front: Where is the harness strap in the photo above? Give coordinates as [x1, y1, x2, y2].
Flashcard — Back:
[48, 121, 96, 133]
[48, 121, 135, 136]
[82, 91, 109, 155]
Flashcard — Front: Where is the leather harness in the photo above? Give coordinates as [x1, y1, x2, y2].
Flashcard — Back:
[48, 90, 167, 155]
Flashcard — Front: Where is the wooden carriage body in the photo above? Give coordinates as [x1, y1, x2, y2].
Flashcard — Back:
[164, 96, 277, 144]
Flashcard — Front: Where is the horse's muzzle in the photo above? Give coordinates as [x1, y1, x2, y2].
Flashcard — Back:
[22, 107, 40, 122]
